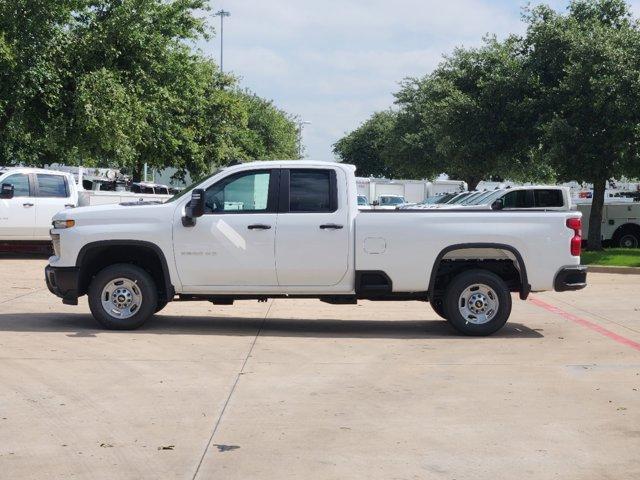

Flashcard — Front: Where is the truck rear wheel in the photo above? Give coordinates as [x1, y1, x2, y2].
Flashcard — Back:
[88, 264, 158, 330]
[444, 270, 511, 336]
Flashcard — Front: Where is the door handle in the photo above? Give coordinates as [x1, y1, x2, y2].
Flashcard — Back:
[23, 203, 34, 208]
[248, 224, 272, 230]
[319, 224, 344, 230]
[64, 204, 75, 208]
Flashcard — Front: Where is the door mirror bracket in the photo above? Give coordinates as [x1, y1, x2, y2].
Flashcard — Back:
[182, 189, 205, 227]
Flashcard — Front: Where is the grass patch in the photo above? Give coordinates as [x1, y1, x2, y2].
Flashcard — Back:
[582, 248, 640, 267]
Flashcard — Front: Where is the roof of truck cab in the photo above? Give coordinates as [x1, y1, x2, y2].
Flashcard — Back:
[226, 160, 354, 171]
[0, 167, 74, 176]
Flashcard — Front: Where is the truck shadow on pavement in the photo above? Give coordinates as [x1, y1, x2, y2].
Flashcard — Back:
[0, 313, 543, 339]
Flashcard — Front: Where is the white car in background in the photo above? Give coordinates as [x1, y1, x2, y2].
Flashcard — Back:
[375, 194, 407, 209]
[438, 186, 572, 211]
[357, 195, 372, 210]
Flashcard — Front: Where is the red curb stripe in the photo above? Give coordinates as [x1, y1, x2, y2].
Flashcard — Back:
[529, 296, 640, 352]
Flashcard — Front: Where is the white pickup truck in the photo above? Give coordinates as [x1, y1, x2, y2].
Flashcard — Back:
[0, 167, 171, 244]
[1, 168, 78, 241]
[45, 161, 587, 336]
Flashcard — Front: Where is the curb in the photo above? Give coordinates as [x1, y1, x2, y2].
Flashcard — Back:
[587, 265, 640, 275]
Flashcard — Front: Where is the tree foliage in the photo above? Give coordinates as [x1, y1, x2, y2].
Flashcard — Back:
[333, 110, 399, 178]
[0, 0, 299, 180]
[334, 0, 640, 248]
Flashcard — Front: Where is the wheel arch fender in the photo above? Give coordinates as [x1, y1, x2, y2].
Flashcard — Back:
[76, 240, 175, 301]
[428, 243, 530, 300]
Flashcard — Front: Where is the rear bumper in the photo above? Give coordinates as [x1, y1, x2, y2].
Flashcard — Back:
[554, 265, 588, 292]
[45, 265, 80, 305]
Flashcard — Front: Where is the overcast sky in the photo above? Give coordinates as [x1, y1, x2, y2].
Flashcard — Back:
[200, 1, 640, 160]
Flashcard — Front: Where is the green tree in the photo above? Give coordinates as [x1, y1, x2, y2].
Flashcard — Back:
[391, 37, 541, 190]
[523, 0, 640, 249]
[232, 91, 300, 161]
[333, 110, 400, 177]
[0, 0, 299, 180]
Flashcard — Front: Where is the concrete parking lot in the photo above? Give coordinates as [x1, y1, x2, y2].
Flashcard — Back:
[0, 257, 639, 480]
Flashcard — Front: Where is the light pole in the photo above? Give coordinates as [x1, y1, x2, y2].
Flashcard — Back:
[214, 9, 231, 72]
[297, 120, 311, 158]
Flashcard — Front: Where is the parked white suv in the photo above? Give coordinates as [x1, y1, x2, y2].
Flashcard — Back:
[46, 161, 587, 336]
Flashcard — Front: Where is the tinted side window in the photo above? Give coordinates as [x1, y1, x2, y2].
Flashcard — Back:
[289, 169, 334, 213]
[2, 174, 31, 196]
[205, 171, 271, 213]
[37, 174, 68, 198]
[502, 190, 532, 208]
[534, 189, 563, 208]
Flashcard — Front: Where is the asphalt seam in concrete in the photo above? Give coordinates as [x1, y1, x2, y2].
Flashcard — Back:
[191, 299, 273, 480]
[530, 296, 640, 352]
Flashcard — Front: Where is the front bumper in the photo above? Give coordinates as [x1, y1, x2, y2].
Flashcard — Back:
[554, 265, 588, 292]
[45, 265, 80, 305]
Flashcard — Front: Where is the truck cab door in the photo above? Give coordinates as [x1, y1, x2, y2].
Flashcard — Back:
[0, 173, 36, 239]
[173, 169, 279, 288]
[34, 173, 76, 240]
[275, 168, 350, 286]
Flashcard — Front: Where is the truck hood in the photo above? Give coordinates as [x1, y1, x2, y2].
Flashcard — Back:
[53, 201, 174, 224]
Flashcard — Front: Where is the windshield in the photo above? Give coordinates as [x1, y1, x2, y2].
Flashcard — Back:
[450, 192, 476, 204]
[164, 169, 222, 203]
[464, 191, 495, 205]
[357, 195, 369, 205]
[381, 196, 405, 205]
[474, 189, 506, 206]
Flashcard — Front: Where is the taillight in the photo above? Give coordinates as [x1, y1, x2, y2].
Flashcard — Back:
[566, 217, 582, 257]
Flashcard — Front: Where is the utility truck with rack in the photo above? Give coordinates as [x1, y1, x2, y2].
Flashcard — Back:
[45, 161, 587, 336]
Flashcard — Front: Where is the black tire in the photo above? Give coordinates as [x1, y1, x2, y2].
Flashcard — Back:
[614, 228, 640, 248]
[444, 270, 512, 336]
[88, 264, 158, 330]
[430, 296, 448, 320]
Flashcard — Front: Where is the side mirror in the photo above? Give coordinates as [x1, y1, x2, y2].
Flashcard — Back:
[182, 188, 205, 227]
[0, 183, 14, 199]
[491, 199, 504, 211]
[372, 201, 379, 207]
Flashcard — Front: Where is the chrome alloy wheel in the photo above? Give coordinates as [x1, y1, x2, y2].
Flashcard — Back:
[101, 278, 143, 319]
[457, 284, 499, 325]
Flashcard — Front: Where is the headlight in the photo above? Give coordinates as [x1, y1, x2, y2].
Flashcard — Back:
[52, 219, 75, 229]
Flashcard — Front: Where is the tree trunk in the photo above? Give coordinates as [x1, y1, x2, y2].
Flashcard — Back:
[465, 176, 480, 191]
[586, 177, 606, 251]
[132, 162, 144, 183]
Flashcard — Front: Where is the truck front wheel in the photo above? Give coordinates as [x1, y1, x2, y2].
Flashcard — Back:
[88, 264, 158, 330]
[444, 270, 512, 336]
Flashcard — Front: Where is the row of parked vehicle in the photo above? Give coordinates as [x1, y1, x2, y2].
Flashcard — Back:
[357, 186, 571, 211]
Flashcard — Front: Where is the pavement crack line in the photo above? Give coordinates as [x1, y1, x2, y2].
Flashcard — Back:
[0, 288, 45, 305]
[191, 299, 273, 480]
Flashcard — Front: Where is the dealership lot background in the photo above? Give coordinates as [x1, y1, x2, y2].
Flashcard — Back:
[1, 257, 638, 479]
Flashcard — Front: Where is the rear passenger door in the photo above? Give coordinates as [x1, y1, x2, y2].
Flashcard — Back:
[275, 168, 350, 286]
[34, 174, 74, 239]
